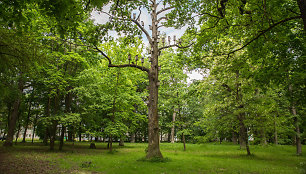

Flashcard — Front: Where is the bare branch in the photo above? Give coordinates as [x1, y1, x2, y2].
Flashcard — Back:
[101, 11, 153, 45]
[157, 6, 174, 16]
[159, 42, 194, 51]
[109, 64, 149, 73]
[93, 45, 112, 65]
[157, 16, 167, 23]
[131, 19, 153, 45]
[93, 45, 149, 73]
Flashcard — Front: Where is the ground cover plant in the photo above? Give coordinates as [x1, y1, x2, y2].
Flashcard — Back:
[0, 141, 305, 174]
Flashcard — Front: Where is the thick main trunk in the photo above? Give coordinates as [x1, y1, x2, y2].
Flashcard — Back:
[297, 0, 306, 31]
[146, 73, 163, 159]
[170, 110, 176, 143]
[145, 0, 163, 159]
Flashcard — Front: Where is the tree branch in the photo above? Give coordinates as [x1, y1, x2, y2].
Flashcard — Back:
[93, 45, 149, 73]
[157, 16, 167, 23]
[101, 11, 153, 45]
[159, 42, 194, 51]
[226, 15, 301, 56]
[109, 64, 149, 73]
[157, 6, 174, 16]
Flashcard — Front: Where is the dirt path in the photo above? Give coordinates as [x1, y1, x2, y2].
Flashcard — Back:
[0, 150, 66, 174]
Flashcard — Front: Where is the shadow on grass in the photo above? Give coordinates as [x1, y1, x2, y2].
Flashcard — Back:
[137, 156, 171, 163]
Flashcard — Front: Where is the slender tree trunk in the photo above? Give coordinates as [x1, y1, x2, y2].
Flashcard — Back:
[59, 125, 65, 151]
[15, 122, 21, 144]
[43, 128, 49, 145]
[182, 133, 186, 151]
[49, 121, 57, 151]
[22, 100, 32, 143]
[274, 114, 278, 145]
[119, 136, 124, 146]
[232, 131, 238, 144]
[50, 90, 60, 151]
[109, 135, 113, 152]
[261, 129, 267, 145]
[67, 126, 73, 142]
[292, 105, 302, 155]
[171, 110, 176, 143]
[31, 114, 38, 143]
[130, 133, 135, 143]
[289, 84, 302, 155]
[4, 78, 23, 147]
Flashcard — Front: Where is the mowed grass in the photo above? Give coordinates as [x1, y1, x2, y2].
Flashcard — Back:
[0, 141, 305, 174]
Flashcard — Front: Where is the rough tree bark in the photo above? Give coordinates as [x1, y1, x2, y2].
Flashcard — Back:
[297, 0, 306, 31]
[289, 84, 302, 155]
[22, 99, 32, 143]
[4, 77, 23, 147]
[170, 109, 176, 143]
[292, 105, 302, 155]
[182, 133, 186, 151]
[235, 72, 251, 155]
[59, 87, 72, 151]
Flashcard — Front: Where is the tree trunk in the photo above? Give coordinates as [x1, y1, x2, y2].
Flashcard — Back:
[232, 131, 238, 144]
[59, 125, 65, 151]
[261, 129, 267, 145]
[130, 133, 135, 143]
[119, 137, 124, 146]
[273, 114, 278, 145]
[4, 78, 23, 147]
[146, 72, 163, 159]
[15, 122, 21, 144]
[43, 128, 49, 145]
[297, 0, 306, 31]
[109, 135, 113, 152]
[49, 121, 57, 151]
[22, 100, 32, 143]
[292, 105, 302, 155]
[145, 0, 163, 159]
[50, 91, 60, 151]
[238, 115, 251, 155]
[182, 133, 186, 151]
[171, 110, 176, 143]
[67, 126, 73, 142]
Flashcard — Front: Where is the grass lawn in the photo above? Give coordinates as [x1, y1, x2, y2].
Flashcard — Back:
[0, 141, 305, 174]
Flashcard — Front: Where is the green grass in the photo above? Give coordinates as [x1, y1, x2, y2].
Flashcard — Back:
[1, 141, 305, 174]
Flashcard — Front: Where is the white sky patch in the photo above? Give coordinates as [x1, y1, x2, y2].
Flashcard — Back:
[90, 3, 205, 84]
